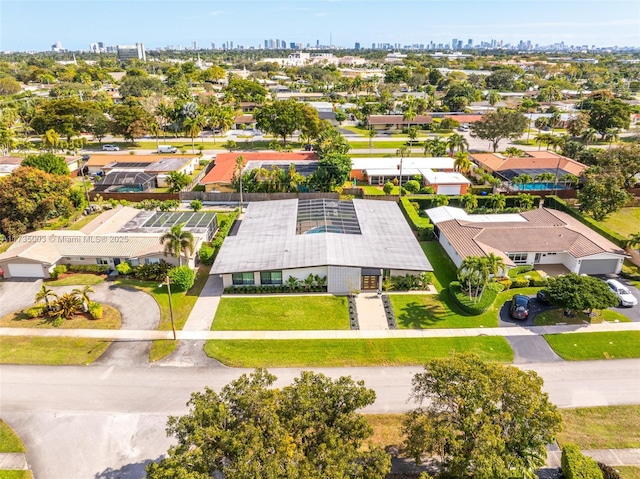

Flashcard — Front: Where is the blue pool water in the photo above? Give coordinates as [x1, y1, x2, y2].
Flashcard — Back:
[304, 225, 342, 234]
[512, 182, 569, 191]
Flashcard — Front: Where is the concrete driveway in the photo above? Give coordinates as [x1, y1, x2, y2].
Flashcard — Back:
[0, 279, 160, 365]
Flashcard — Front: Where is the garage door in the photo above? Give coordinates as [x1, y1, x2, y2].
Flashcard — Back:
[578, 259, 619, 275]
[437, 185, 462, 195]
[7, 263, 44, 278]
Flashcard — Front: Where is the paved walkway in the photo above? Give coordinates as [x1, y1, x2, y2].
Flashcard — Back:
[355, 294, 388, 330]
[547, 448, 640, 467]
[2, 320, 639, 341]
[0, 453, 28, 471]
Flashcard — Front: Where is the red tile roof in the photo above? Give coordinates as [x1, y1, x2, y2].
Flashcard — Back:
[470, 151, 586, 176]
[368, 115, 432, 125]
[201, 152, 318, 184]
[443, 114, 484, 123]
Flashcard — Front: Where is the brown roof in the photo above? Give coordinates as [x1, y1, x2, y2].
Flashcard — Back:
[234, 115, 255, 124]
[0, 156, 24, 165]
[368, 115, 432, 125]
[443, 114, 484, 123]
[470, 151, 586, 176]
[200, 152, 318, 185]
[436, 207, 626, 264]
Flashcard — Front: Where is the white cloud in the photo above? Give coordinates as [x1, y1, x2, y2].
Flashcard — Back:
[209, 10, 224, 16]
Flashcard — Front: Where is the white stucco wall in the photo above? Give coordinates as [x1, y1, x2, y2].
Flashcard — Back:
[327, 266, 361, 294]
[438, 233, 464, 268]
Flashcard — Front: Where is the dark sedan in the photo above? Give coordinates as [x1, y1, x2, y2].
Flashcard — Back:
[510, 294, 531, 320]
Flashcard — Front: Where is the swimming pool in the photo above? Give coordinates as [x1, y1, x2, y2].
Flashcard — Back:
[304, 225, 342, 234]
[511, 182, 569, 191]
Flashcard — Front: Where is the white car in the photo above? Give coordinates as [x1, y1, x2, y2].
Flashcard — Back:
[606, 279, 638, 307]
[102, 144, 120, 151]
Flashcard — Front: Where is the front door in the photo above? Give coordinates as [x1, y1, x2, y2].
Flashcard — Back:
[362, 275, 378, 290]
[534, 253, 541, 263]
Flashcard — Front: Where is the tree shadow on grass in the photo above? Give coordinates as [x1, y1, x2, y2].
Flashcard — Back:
[394, 292, 463, 328]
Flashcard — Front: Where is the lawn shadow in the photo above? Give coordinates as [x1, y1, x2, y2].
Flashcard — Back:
[394, 291, 465, 328]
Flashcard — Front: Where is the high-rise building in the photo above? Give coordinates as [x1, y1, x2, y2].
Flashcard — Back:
[211, 42, 216, 49]
[51, 41, 64, 52]
[117, 43, 146, 61]
[451, 38, 457, 50]
[192, 40, 197, 50]
[355, 42, 361, 50]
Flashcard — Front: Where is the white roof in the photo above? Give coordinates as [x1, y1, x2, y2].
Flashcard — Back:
[422, 171, 471, 185]
[212, 199, 432, 274]
[426, 206, 528, 225]
[351, 157, 455, 171]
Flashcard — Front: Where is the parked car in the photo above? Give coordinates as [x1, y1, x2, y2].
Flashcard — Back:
[458, 124, 469, 132]
[157, 145, 178, 154]
[605, 279, 638, 307]
[102, 144, 120, 151]
[536, 290, 550, 304]
[510, 294, 531, 320]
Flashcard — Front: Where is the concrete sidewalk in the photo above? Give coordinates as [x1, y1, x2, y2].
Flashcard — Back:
[2, 320, 639, 341]
[0, 453, 28, 471]
[547, 448, 640, 467]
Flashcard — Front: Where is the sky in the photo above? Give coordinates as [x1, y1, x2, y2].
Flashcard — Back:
[1, 0, 639, 52]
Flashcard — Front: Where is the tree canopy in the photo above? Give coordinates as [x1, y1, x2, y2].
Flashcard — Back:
[21, 152, 70, 175]
[146, 369, 390, 479]
[30, 97, 100, 141]
[577, 168, 631, 221]
[543, 273, 619, 314]
[404, 353, 562, 479]
[470, 109, 529, 152]
[588, 99, 631, 138]
[255, 99, 318, 144]
[309, 153, 352, 191]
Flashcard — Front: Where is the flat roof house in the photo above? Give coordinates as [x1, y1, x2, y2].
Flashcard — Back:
[426, 206, 627, 276]
[0, 206, 218, 278]
[212, 199, 432, 293]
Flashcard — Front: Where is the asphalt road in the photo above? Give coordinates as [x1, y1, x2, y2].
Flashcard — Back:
[1, 361, 639, 479]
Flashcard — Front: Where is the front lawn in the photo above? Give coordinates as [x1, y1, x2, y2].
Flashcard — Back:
[0, 337, 111, 365]
[557, 405, 640, 449]
[204, 337, 513, 367]
[115, 264, 211, 361]
[46, 273, 105, 286]
[617, 467, 640, 479]
[391, 294, 495, 328]
[0, 419, 26, 453]
[534, 308, 630, 326]
[420, 241, 457, 291]
[544, 331, 640, 360]
[212, 296, 349, 330]
[0, 304, 121, 329]
[600, 207, 640, 237]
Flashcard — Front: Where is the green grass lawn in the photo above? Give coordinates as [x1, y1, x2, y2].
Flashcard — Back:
[67, 212, 101, 230]
[534, 308, 630, 326]
[0, 337, 111, 365]
[600, 207, 640, 238]
[0, 472, 34, 479]
[420, 241, 457, 292]
[46, 273, 105, 286]
[557, 405, 640, 449]
[212, 296, 350, 330]
[115, 264, 211, 361]
[204, 337, 513, 367]
[390, 294, 495, 329]
[0, 420, 26, 453]
[0, 241, 13, 254]
[348, 140, 419, 149]
[0, 304, 121, 330]
[508, 269, 544, 282]
[618, 466, 640, 479]
[544, 331, 640, 360]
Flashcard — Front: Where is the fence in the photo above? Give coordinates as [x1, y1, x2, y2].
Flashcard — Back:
[179, 191, 340, 202]
[183, 161, 214, 192]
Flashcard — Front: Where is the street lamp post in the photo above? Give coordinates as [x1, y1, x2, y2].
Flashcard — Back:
[160, 275, 176, 340]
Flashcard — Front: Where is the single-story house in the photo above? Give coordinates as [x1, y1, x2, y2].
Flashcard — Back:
[421, 170, 471, 195]
[93, 171, 156, 192]
[442, 114, 484, 124]
[85, 154, 199, 175]
[211, 198, 432, 293]
[234, 114, 257, 130]
[0, 206, 218, 278]
[350, 157, 455, 185]
[469, 151, 586, 184]
[199, 152, 318, 192]
[0, 155, 83, 177]
[367, 114, 433, 131]
[426, 206, 627, 275]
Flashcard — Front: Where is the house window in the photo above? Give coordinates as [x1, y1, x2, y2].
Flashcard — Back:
[260, 271, 282, 285]
[507, 253, 528, 264]
[232, 272, 255, 286]
[144, 258, 161, 265]
[547, 252, 557, 256]
[96, 258, 108, 265]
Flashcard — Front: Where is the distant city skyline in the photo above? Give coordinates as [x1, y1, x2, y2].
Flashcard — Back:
[1, 0, 639, 52]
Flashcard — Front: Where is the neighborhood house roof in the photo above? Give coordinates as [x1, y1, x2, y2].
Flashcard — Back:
[470, 152, 586, 180]
[368, 115, 432, 125]
[426, 206, 626, 265]
[212, 199, 432, 274]
[351, 157, 455, 172]
[242, 160, 318, 177]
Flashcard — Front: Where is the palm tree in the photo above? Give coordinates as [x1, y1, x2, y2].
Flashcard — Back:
[581, 128, 598, 146]
[459, 193, 478, 212]
[402, 107, 417, 129]
[424, 137, 447, 157]
[604, 128, 619, 148]
[504, 147, 524, 158]
[183, 117, 202, 154]
[363, 127, 375, 155]
[626, 232, 640, 251]
[160, 223, 195, 267]
[561, 173, 580, 188]
[516, 193, 535, 210]
[487, 90, 501, 107]
[396, 144, 411, 158]
[457, 256, 490, 303]
[447, 133, 469, 154]
[35, 285, 57, 312]
[453, 151, 471, 174]
[487, 193, 506, 211]
[42, 129, 60, 152]
[486, 252, 507, 278]
[72, 285, 94, 312]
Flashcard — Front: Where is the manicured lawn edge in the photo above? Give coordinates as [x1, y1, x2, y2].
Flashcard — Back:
[557, 405, 640, 449]
[0, 304, 121, 330]
[204, 337, 514, 367]
[45, 273, 105, 286]
[0, 420, 26, 453]
[543, 331, 640, 360]
[0, 337, 111, 365]
[534, 308, 630, 326]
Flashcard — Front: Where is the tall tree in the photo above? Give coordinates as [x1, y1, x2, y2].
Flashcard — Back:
[182, 116, 202, 154]
[255, 99, 308, 145]
[453, 151, 471, 174]
[309, 153, 352, 192]
[165, 171, 191, 194]
[22, 153, 70, 175]
[588, 99, 631, 139]
[447, 133, 469, 153]
[314, 127, 350, 157]
[578, 169, 631, 221]
[543, 273, 619, 314]
[160, 223, 195, 266]
[404, 354, 562, 479]
[30, 97, 100, 142]
[470, 109, 528, 152]
[110, 103, 154, 143]
[146, 369, 390, 479]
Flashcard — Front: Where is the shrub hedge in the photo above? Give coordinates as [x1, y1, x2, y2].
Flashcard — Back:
[398, 197, 434, 240]
[51, 265, 67, 279]
[88, 302, 102, 319]
[545, 196, 627, 248]
[508, 265, 534, 276]
[448, 281, 504, 315]
[199, 209, 239, 265]
[168, 266, 196, 291]
[561, 443, 603, 479]
[66, 264, 109, 274]
[26, 304, 46, 318]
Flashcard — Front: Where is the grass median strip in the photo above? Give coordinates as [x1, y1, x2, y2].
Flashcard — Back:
[534, 308, 630, 326]
[212, 296, 350, 330]
[0, 337, 111, 365]
[557, 405, 640, 449]
[204, 337, 513, 367]
[544, 331, 640, 360]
